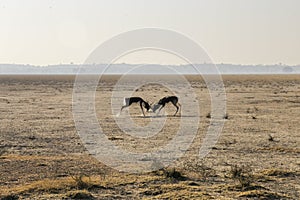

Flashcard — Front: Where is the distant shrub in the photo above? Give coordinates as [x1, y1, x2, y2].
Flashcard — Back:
[268, 134, 275, 142]
[223, 113, 229, 119]
[206, 112, 228, 120]
[206, 112, 211, 119]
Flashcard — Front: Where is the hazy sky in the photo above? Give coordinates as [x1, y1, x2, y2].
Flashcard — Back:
[0, 0, 299, 65]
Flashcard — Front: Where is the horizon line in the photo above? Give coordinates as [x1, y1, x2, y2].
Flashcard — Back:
[1, 63, 299, 67]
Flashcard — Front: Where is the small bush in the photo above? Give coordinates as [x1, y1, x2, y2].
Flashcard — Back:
[71, 174, 92, 190]
[183, 159, 215, 181]
[229, 164, 254, 190]
[162, 168, 185, 181]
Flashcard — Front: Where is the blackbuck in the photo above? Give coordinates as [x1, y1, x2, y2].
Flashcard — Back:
[152, 96, 181, 116]
[120, 97, 151, 116]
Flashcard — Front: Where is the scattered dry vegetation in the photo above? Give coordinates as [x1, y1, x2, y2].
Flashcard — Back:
[0, 75, 299, 199]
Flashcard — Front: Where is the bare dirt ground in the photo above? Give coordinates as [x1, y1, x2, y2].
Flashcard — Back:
[0, 75, 299, 199]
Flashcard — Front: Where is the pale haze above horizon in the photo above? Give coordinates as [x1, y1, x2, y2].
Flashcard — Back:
[0, 0, 299, 66]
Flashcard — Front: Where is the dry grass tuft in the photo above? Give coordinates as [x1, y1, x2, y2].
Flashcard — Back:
[261, 169, 298, 177]
[258, 146, 300, 154]
[64, 190, 95, 199]
[237, 190, 290, 199]
[0, 176, 102, 197]
[0, 194, 19, 200]
[153, 186, 212, 200]
[0, 149, 7, 157]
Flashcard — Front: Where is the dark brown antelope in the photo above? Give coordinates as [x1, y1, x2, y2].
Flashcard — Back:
[120, 97, 151, 116]
[152, 96, 181, 116]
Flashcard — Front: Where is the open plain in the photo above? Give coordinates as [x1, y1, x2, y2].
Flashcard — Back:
[0, 75, 299, 199]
